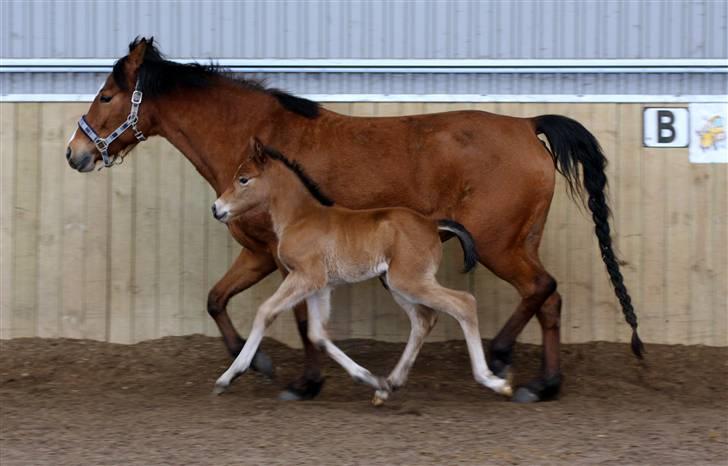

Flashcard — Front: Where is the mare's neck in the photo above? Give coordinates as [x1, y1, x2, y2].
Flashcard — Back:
[152, 81, 281, 194]
[266, 162, 328, 236]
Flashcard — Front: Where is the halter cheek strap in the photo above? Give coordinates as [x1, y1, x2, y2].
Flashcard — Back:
[77, 79, 146, 167]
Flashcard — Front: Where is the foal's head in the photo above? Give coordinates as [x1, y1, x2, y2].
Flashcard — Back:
[212, 138, 334, 223]
[212, 138, 274, 223]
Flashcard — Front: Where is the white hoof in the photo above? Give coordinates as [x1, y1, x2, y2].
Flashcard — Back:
[372, 389, 390, 406]
[213, 382, 228, 396]
[480, 374, 512, 397]
[213, 375, 231, 395]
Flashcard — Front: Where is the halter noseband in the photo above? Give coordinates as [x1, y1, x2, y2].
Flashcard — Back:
[77, 79, 146, 167]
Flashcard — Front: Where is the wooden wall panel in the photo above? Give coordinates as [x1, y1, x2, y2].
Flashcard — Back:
[0, 102, 725, 348]
[0, 104, 17, 340]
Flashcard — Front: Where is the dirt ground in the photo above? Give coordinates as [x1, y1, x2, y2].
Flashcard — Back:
[1, 336, 726, 465]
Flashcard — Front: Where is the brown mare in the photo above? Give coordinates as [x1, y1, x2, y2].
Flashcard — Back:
[211, 138, 513, 403]
[66, 38, 643, 403]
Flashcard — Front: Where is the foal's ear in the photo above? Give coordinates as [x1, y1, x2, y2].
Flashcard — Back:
[249, 137, 268, 167]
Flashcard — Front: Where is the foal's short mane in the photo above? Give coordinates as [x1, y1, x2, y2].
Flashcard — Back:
[262, 145, 334, 207]
[113, 38, 320, 119]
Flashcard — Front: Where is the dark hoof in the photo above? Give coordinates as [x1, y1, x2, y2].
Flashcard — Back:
[493, 364, 511, 380]
[278, 377, 325, 401]
[512, 386, 540, 403]
[512, 374, 562, 403]
[251, 351, 275, 378]
[487, 346, 513, 379]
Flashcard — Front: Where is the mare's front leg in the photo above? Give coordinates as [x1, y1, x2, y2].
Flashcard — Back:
[207, 248, 277, 376]
[214, 273, 319, 394]
[277, 302, 327, 400]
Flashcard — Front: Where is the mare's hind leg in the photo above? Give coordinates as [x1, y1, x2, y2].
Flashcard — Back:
[482, 249, 559, 403]
[373, 294, 438, 404]
[389, 274, 511, 397]
[214, 273, 318, 394]
[306, 289, 389, 393]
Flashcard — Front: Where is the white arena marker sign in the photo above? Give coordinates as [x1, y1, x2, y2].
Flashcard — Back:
[643, 108, 689, 147]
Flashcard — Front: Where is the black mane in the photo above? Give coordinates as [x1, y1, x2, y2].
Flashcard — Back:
[262, 145, 334, 207]
[113, 38, 320, 119]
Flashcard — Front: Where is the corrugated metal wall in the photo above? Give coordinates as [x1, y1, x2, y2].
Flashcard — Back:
[2, 1, 727, 97]
[1, 102, 726, 347]
[2, 0, 726, 59]
[4, 71, 728, 98]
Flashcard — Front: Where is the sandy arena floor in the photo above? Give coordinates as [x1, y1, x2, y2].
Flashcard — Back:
[1, 336, 726, 465]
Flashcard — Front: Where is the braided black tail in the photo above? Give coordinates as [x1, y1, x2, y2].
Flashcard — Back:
[534, 114, 645, 359]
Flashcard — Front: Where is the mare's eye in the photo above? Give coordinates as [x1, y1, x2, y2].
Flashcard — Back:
[239, 177, 249, 185]
[100, 95, 112, 103]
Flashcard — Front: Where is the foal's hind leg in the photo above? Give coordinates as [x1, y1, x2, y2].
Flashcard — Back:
[373, 294, 437, 404]
[306, 290, 389, 393]
[391, 276, 511, 397]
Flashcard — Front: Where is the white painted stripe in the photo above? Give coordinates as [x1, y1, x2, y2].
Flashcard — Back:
[1, 58, 726, 74]
[2, 93, 727, 104]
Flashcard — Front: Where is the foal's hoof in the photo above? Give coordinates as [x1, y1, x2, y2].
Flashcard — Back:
[278, 376, 325, 401]
[372, 389, 390, 406]
[251, 351, 275, 378]
[212, 382, 229, 396]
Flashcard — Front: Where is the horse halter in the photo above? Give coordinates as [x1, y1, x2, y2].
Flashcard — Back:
[77, 79, 146, 167]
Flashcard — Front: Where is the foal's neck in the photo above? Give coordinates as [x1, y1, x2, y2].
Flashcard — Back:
[266, 162, 328, 236]
[152, 81, 292, 194]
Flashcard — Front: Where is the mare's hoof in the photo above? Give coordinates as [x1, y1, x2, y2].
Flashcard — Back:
[278, 377, 325, 401]
[251, 351, 275, 378]
[493, 364, 512, 381]
[511, 374, 562, 403]
[512, 386, 539, 403]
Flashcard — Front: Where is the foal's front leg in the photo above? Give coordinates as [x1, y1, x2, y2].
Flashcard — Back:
[214, 273, 317, 394]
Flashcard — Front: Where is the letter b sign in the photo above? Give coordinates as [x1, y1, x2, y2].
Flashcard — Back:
[643, 108, 689, 147]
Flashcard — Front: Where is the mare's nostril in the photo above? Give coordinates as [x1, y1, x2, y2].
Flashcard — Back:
[66, 147, 72, 161]
[211, 204, 217, 217]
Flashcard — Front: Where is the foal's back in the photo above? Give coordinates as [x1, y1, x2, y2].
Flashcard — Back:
[278, 206, 442, 284]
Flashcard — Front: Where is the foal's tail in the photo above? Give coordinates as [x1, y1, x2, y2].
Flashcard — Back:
[534, 114, 645, 359]
[437, 220, 478, 273]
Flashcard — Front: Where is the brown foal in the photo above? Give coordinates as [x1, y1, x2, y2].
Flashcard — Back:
[66, 38, 643, 403]
[211, 139, 512, 402]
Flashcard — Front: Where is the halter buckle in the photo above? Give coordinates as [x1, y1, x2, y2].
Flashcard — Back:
[131, 90, 143, 105]
[94, 138, 108, 152]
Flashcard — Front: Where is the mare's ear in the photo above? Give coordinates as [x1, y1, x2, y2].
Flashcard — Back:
[125, 37, 152, 84]
[249, 137, 268, 167]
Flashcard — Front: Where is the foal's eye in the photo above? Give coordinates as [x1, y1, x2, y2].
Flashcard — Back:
[99, 95, 112, 103]
[238, 177, 249, 185]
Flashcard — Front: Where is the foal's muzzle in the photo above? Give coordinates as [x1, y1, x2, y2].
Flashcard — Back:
[211, 202, 229, 223]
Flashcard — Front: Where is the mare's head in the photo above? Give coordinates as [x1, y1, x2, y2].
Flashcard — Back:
[212, 138, 274, 223]
[66, 37, 321, 173]
[66, 37, 160, 171]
